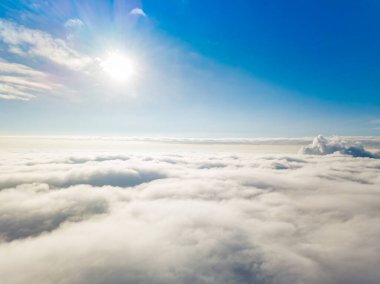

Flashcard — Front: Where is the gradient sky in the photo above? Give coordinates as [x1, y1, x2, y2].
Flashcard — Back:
[0, 0, 379, 136]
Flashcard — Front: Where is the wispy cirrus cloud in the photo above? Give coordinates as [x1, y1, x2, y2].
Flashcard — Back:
[0, 59, 44, 76]
[0, 19, 91, 70]
[368, 119, 380, 130]
[0, 19, 93, 101]
[64, 18, 84, 29]
[0, 59, 60, 101]
[370, 119, 380, 130]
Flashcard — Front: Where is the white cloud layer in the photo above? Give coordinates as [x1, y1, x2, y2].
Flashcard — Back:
[1, 141, 380, 284]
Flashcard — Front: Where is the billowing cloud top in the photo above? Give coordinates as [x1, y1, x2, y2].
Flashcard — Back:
[299, 135, 379, 158]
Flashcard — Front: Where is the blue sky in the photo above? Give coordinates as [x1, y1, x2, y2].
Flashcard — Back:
[0, 0, 379, 136]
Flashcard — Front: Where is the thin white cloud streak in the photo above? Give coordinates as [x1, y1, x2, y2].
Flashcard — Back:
[0, 76, 53, 90]
[64, 18, 84, 29]
[370, 119, 380, 131]
[370, 119, 380, 124]
[0, 144, 380, 283]
[0, 83, 35, 100]
[0, 59, 59, 101]
[0, 59, 45, 77]
[0, 19, 91, 70]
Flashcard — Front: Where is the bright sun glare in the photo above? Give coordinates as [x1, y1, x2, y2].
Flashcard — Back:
[101, 51, 134, 83]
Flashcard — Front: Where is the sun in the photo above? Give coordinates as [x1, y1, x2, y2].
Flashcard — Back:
[101, 51, 134, 83]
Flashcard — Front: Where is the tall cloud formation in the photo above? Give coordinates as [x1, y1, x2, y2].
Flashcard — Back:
[299, 135, 380, 158]
[0, 145, 380, 284]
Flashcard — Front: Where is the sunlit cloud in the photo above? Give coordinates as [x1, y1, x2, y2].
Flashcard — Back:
[0, 59, 45, 77]
[299, 135, 380, 158]
[129, 8, 147, 17]
[0, 59, 59, 101]
[0, 19, 91, 70]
